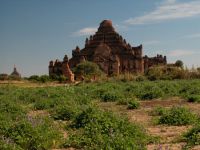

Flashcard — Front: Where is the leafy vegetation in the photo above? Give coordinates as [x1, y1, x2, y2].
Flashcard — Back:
[183, 123, 200, 148]
[127, 99, 140, 109]
[64, 107, 151, 150]
[0, 91, 61, 149]
[175, 60, 184, 68]
[187, 95, 200, 103]
[99, 91, 122, 102]
[145, 65, 200, 81]
[158, 106, 198, 126]
[28, 74, 67, 83]
[51, 103, 80, 121]
[73, 61, 104, 80]
[1, 79, 200, 149]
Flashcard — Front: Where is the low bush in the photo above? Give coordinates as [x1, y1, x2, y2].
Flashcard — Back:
[64, 107, 152, 149]
[0, 74, 9, 80]
[0, 139, 22, 150]
[135, 75, 147, 82]
[28, 75, 40, 81]
[73, 61, 103, 80]
[183, 123, 200, 148]
[187, 95, 200, 103]
[139, 86, 164, 100]
[39, 75, 51, 83]
[145, 65, 192, 80]
[28, 75, 51, 83]
[127, 99, 140, 109]
[99, 91, 122, 102]
[158, 106, 197, 126]
[34, 99, 55, 110]
[51, 103, 80, 121]
[0, 99, 26, 120]
[4, 117, 61, 150]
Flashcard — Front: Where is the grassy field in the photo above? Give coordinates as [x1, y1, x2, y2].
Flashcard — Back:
[1, 79, 200, 150]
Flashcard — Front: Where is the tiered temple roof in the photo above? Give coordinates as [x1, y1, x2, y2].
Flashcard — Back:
[49, 20, 167, 78]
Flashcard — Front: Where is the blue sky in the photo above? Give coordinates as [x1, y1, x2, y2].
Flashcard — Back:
[1, 0, 200, 76]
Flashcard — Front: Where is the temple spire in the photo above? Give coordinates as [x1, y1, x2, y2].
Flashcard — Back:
[14, 64, 17, 72]
[10, 65, 21, 78]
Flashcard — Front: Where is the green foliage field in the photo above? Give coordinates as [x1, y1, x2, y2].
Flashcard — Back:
[1, 79, 200, 149]
[158, 106, 198, 126]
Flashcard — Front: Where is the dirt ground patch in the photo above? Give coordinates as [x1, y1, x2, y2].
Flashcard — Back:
[147, 143, 185, 150]
[147, 125, 191, 143]
[27, 110, 50, 117]
[184, 103, 200, 115]
[140, 97, 185, 108]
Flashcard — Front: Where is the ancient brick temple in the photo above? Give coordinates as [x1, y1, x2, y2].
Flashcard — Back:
[49, 20, 167, 79]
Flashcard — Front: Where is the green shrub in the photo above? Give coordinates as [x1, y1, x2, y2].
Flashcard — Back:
[175, 60, 184, 68]
[127, 100, 140, 109]
[34, 99, 55, 110]
[58, 75, 67, 83]
[0, 99, 26, 120]
[99, 91, 122, 102]
[158, 82, 179, 97]
[5, 117, 61, 150]
[0, 139, 23, 150]
[28, 75, 51, 83]
[73, 61, 103, 79]
[0, 74, 9, 80]
[146, 65, 189, 80]
[158, 106, 197, 126]
[183, 123, 200, 148]
[135, 75, 147, 82]
[139, 86, 164, 100]
[71, 106, 96, 129]
[51, 104, 79, 121]
[39, 75, 51, 83]
[146, 66, 163, 81]
[187, 95, 200, 103]
[28, 75, 40, 81]
[64, 107, 151, 149]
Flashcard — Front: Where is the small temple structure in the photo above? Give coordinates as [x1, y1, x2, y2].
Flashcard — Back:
[49, 20, 167, 81]
[10, 65, 21, 78]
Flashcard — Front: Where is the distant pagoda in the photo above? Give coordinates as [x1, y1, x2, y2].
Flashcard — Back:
[10, 65, 21, 78]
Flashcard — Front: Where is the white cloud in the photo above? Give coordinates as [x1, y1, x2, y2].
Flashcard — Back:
[125, 0, 200, 25]
[73, 27, 97, 36]
[168, 49, 197, 57]
[183, 33, 200, 39]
